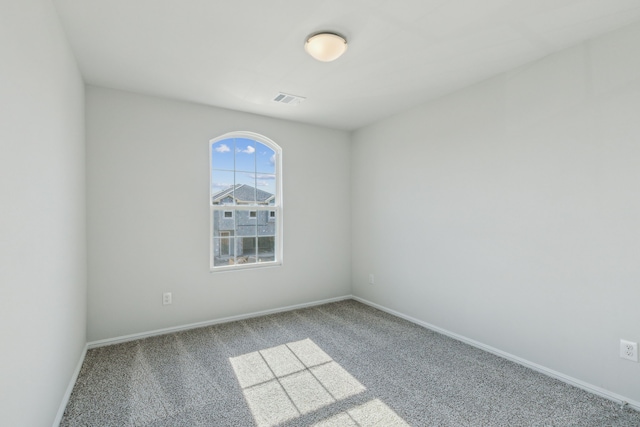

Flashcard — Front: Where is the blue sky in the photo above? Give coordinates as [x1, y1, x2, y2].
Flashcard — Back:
[211, 138, 276, 196]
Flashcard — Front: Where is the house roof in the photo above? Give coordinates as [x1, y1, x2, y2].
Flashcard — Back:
[211, 184, 274, 205]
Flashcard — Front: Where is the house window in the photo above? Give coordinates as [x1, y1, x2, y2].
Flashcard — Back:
[210, 131, 282, 270]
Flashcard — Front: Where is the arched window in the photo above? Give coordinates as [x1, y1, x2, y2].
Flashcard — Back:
[210, 132, 282, 270]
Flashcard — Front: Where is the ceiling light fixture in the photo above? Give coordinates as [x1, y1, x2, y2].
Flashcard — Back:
[304, 32, 348, 62]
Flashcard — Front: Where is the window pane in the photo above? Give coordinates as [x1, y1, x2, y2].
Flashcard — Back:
[258, 236, 275, 262]
[213, 210, 235, 266]
[235, 172, 257, 204]
[234, 138, 256, 172]
[255, 173, 276, 201]
[213, 234, 234, 266]
[234, 210, 257, 266]
[233, 173, 276, 205]
[256, 142, 276, 174]
[235, 210, 257, 234]
[212, 170, 235, 205]
[258, 211, 275, 236]
[235, 237, 257, 264]
[213, 210, 235, 236]
[211, 139, 234, 170]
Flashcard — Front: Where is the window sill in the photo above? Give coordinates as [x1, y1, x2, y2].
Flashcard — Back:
[210, 261, 282, 273]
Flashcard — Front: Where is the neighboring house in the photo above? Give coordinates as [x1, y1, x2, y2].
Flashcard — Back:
[211, 184, 276, 263]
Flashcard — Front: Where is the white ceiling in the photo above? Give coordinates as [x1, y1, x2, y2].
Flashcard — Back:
[53, 0, 640, 130]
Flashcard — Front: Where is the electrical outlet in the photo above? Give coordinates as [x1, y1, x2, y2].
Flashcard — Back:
[163, 292, 172, 305]
[620, 339, 638, 362]
[369, 274, 375, 285]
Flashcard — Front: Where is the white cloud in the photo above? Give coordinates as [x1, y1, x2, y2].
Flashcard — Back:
[270, 154, 275, 165]
[245, 173, 275, 180]
[212, 182, 232, 189]
[257, 180, 269, 187]
[241, 146, 255, 154]
[215, 144, 230, 153]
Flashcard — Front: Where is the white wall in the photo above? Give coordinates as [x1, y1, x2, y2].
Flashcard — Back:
[0, 1, 86, 426]
[351, 22, 640, 403]
[86, 86, 351, 342]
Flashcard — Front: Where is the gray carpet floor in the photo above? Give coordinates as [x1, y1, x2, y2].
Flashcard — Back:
[61, 300, 640, 426]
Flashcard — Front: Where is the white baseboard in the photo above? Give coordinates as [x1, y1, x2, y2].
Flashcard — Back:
[352, 295, 640, 412]
[52, 344, 88, 427]
[87, 295, 352, 349]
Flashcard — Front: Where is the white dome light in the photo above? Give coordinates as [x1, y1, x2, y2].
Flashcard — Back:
[304, 33, 348, 62]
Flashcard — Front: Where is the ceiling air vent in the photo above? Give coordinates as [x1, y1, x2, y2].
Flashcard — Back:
[273, 92, 306, 106]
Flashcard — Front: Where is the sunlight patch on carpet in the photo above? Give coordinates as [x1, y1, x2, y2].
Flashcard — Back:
[230, 338, 378, 427]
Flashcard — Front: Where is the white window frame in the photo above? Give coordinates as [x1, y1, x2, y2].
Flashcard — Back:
[209, 131, 283, 272]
